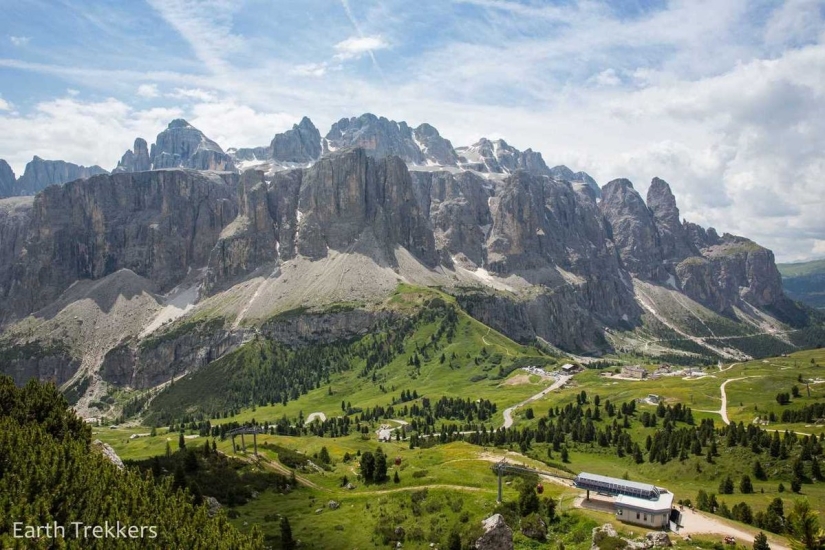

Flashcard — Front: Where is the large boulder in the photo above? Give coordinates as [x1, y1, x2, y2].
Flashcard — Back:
[646, 531, 672, 547]
[475, 514, 513, 550]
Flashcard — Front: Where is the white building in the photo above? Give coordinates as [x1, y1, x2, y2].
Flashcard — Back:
[615, 491, 674, 529]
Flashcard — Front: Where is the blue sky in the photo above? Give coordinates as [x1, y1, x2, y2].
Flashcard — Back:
[1, 0, 824, 261]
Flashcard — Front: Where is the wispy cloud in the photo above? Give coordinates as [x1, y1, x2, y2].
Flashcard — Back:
[9, 36, 31, 47]
[338, 0, 385, 75]
[0, 97, 11, 111]
[136, 84, 159, 98]
[334, 35, 389, 60]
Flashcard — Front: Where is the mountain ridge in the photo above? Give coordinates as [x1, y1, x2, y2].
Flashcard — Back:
[0, 114, 818, 414]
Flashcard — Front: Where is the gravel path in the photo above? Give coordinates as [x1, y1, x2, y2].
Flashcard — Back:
[502, 375, 571, 428]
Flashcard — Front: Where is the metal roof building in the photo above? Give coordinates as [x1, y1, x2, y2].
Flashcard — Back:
[573, 472, 660, 500]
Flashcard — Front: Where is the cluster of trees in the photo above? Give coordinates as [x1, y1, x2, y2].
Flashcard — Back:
[359, 447, 390, 483]
[150, 299, 464, 427]
[779, 402, 825, 424]
[0, 376, 264, 548]
[693, 490, 822, 549]
[130, 441, 290, 507]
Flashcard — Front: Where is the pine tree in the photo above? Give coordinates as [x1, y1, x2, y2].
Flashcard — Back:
[178, 431, 186, 450]
[753, 459, 767, 481]
[280, 516, 296, 550]
[740, 475, 754, 494]
[753, 531, 770, 550]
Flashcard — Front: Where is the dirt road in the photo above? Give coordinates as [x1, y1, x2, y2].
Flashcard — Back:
[502, 375, 571, 428]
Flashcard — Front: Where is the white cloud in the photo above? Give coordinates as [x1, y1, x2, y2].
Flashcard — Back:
[765, 0, 824, 48]
[188, 101, 296, 149]
[0, 96, 181, 174]
[592, 68, 621, 87]
[66, 89, 80, 96]
[167, 88, 217, 102]
[292, 62, 329, 77]
[333, 35, 388, 60]
[9, 36, 30, 46]
[0, 97, 11, 111]
[136, 84, 159, 98]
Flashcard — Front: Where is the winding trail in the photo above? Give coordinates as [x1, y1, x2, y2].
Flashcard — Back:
[482, 327, 512, 356]
[502, 375, 571, 428]
[695, 372, 759, 426]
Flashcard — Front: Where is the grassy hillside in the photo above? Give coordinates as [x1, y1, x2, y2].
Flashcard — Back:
[97, 348, 825, 549]
[144, 285, 557, 426]
[778, 259, 825, 309]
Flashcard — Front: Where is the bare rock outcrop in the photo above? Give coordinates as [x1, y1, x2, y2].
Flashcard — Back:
[114, 138, 151, 173]
[475, 514, 513, 550]
[93, 440, 125, 470]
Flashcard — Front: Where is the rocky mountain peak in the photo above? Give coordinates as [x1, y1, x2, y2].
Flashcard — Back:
[114, 137, 151, 173]
[270, 116, 322, 163]
[600, 178, 663, 278]
[150, 119, 234, 171]
[167, 118, 194, 130]
[324, 113, 425, 164]
[646, 177, 678, 220]
[15, 157, 108, 196]
[646, 177, 697, 262]
[412, 123, 458, 166]
[0, 160, 16, 198]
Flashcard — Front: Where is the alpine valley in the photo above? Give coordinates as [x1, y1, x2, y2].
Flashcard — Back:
[2, 114, 825, 550]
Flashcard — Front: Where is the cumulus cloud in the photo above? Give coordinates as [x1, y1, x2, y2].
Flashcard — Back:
[0, 97, 11, 111]
[136, 84, 159, 98]
[333, 35, 388, 60]
[0, 96, 182, 174]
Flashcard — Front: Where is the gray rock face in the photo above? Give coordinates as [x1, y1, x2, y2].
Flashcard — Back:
[0, 344, 79, 386]
[271, 116, 322, 163]
[113, 138, 151, 173]
[410, 170, 492, 266]
[206, 169, 288, 289]
[150, 119, 235, 171]
[600, 176, 789, 317]
[550, 165, 601, 198]
[297, 148, 438, 265]
[646, 177, 696, 262]
[324, 114, 427, 164]
[456, 138, 552, 176]
[92, 440, 125, 470]
[15, 156, 108, 196]
[100, 322, 244, 388]
[412, 123, 459, 166]
[600, 178, 664, 279]
[475, 514, 513, 550]
[677, 235, 786, 313]
[0, 170, 237, 323]
[231, 146, 270, 161]
[0, 160, 16, 198]
[0, 197, 32, 303]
